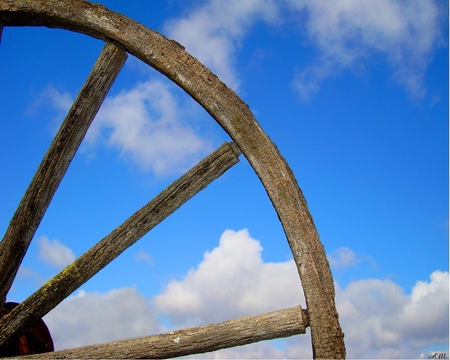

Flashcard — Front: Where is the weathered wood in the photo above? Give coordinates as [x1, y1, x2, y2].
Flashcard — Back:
[18, 306, 308, 359]
[0, 1, 345, 357]
[0, 42, 127, 307]
[0, 142, 242, 351]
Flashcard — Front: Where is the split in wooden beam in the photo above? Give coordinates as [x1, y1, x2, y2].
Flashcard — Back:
[0, 142, 242, 351]
[0, 42, 127, 306]
[21, 306, 308, 359]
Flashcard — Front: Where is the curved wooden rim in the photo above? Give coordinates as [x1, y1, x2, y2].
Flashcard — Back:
[0, 0, 345, 357]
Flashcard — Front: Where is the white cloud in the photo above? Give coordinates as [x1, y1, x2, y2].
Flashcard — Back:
[87, 79, 212, 176]
[164, 0, 444, 100]
[181, 341, 287, 359]
[32, 1, 445, 174]
[44, 287, 164, 350]
[286, 0, 444, 99]
[9, 266, 45, 300]
[153, 229, 305, 328]
[154, 229, 448, 358]
[39, 230, 448, 358]
[38, 236, 76, 269]
[16, 266, 44, 284]
[31, 79, 212, 177]
[38, 85, 73, 113]
[134, 250, 153, 266]
[26, 84, 73, 115]
[163, 0, 279, 91]
[328, 246, 361, 269]
[26, 85, 74, 133]
[335, 270, 449, 358]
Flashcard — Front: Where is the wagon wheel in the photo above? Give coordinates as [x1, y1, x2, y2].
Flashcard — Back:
[0, 0, 345, 358]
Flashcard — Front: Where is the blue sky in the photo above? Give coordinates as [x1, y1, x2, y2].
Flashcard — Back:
[0, 0, 448, 358]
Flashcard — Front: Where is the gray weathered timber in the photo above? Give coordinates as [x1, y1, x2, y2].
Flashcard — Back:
[0, 1, 345, 358]
[0, 142, 241, 351]
[0, 41, 127, 308]
[16, 306, 308, 359]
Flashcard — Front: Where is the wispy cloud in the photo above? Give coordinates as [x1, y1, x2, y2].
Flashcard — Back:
[32, 1, 445, 172]
[134, 250, 153, 266]
[16, 266, 41, 280]
[26, 85, 73, 133]
[286, 0, 445, 100]
[164, 0, 444, 100]
[9, 266, 45, 297]
[38, 236, 76, 269]
[327, 246, 362, 269]
[163, 0, 279, 91]
[26, 85, 73, 116]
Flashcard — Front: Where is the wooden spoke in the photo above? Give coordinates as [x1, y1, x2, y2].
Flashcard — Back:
[0, 142, 242, 351]
[21, 306, 308, 359]
[0, 1, 346, 358]
[0, 42, 127, 306]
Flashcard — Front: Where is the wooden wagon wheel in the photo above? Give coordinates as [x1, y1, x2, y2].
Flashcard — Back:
[0, 0, 345, 358]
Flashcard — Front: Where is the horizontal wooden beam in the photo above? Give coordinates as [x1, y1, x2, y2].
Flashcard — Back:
[23, 306, 308, 359]
[0, 142, 242, 351]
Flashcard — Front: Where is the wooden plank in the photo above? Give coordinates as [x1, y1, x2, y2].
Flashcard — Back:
[0, 142, 242, 351]
[20, 306, 308, 359]
[0, 42, 127, 306]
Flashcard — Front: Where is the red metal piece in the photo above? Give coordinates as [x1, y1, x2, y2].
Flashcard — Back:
[0, 302, 54, 357]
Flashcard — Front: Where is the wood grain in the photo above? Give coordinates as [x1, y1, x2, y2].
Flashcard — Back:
[0, 42, 127, 306]
[21, 306, 308, 359]
[0, 142, 241, 351]
[0, 1, 345, 357]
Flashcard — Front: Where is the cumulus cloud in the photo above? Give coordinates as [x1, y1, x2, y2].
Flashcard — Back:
[44, 287, 164, 350]
[153, 229, 305, 328]
[286, 0, 445, 99]
[40, 230, 448, 358]
[284, 272, 449, 359]
[154, 229, 448, 358]
[163, 0, 279, 91]
[87, 79, 212, 176]
[336, 270, 449, 358]
[38, 236, 76, 269]
[181, 341, 287, 359]
[32, 79, 212, 177]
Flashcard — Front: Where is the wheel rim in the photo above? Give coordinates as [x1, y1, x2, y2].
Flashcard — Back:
[0, 1, 345, 358]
